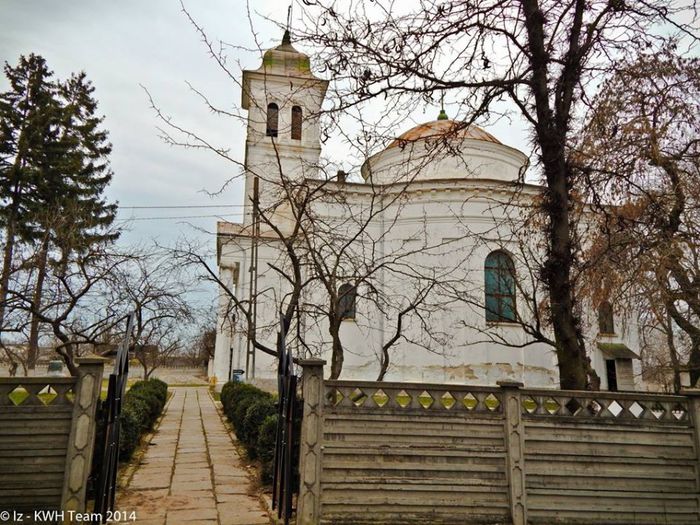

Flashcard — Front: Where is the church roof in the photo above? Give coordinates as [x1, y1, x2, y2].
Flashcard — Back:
[258, 30, 314, 78]
[388, 119, 502, 149]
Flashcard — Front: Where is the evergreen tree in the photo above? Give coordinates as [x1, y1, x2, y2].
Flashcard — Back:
[0, 55, 118, 371]
[25, 72, 119, 367]
[51, 71, 118, 255]
[0, 54, 60, 347]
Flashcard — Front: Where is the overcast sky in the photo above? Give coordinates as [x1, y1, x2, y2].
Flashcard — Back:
[1, 0, 536, 311]
[2, 0, 289, 246]
[2, 0, 534, 243]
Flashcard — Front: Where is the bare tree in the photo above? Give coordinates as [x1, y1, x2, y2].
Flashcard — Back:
[291, 0, 698, 389]
[575, 48, 700, 389]
[6, 242, 130, 374]
[173, 167, 453, 380]
[189, 321, 216, 368]
[109, 252, 194, 379]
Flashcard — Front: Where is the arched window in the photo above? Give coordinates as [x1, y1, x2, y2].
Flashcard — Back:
[291, 105, 302, 140]
[337, 283, 356, 320]
[484, 250, 516, 322]
[266, 102, 278, 137]
[598, 301, 615, 334]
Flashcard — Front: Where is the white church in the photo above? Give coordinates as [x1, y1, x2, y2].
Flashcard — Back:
[211, 32, 641, 391]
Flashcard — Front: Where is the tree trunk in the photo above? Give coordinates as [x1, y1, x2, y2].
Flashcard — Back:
[521, 0, 589, 390]
[540, 158, 588, 389]
[329, 319, 343, 379]
[27, 235, 50, 371]
[55, 340, 77, 376]
[665, 313, 683, 393]
[689, 344, 700, 388]
[0, 181, 22, 337]
[0, 225, 16, 336]
[667, 300, 700, 388]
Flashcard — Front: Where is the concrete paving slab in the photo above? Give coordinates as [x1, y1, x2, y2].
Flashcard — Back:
[113, 387, 271, 524]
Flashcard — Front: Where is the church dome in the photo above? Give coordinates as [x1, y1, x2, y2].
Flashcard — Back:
[241, 30, 327, 111]
[387, 119, 502, 149]
[258, 30, 314, 78]
[361, 115, 528, 185]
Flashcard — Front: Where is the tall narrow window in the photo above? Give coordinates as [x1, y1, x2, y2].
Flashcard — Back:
[337, 283, 357, 320]
[266, 102, 278, 137]
[484, 250, 516, 322]
[598, 301, 615, 334]
[291, 105, 302, 140]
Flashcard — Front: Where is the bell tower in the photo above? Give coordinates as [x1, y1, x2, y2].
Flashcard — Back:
[240, 30, 328, 224]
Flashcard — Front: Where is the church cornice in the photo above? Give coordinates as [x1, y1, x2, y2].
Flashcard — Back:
[304, 176, 542, 196]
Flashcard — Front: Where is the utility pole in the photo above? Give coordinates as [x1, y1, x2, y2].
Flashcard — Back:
[246, 176, 260, 381]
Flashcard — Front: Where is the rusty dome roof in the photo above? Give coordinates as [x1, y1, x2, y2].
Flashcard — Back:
[388, 119, 502, 149]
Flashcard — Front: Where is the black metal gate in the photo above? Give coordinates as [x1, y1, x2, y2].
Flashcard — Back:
[92, 312, 135, 522]
[272, 314, 300, 525]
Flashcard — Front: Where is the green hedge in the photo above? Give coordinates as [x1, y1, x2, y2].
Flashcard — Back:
[221, 381, 275, 453]
[220, 381, 280, 482]
[257, 415, 278, 484]
[88, 378, 169, 500]
[119, 379, 169, 461]
[119, 379, 168, 461]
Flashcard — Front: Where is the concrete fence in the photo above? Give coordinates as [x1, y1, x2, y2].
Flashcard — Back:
[297, 359, 700, 525]
[0, 357, 105, 517]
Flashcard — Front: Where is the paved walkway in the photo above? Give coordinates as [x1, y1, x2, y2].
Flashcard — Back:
[114, 387, 271, 525]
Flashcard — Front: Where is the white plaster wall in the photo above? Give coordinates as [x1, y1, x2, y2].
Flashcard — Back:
[362, 138, 528, 185]
[242, 74, 325, 225]
[214, 177, 640, 389]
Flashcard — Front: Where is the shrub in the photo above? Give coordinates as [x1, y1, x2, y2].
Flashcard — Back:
[242, 399, 277, 457]
[116, 379, 169, 461]
[232, 390, 272, 431]
[220, 382, 273, 430]
[126, 383, 162, 424]
[88, 378, 169, 499]
[260, 455, 275, 485]
[220, 381, 293, 486]
[257, 414, 278, 464]
[144, 378, 168, 404]
[220, 382, 236, 408]
[119, 402, 144, 460]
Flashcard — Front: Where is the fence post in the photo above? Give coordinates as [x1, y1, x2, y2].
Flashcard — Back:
[681, 387, 700, 519]
[296, 358, 326, 525]
[498, 380, 527, 525]
[61, 356, 106, 518]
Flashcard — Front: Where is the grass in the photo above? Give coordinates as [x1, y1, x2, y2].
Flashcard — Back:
[101, 377, 139, 390]
[8, 387, 59, 406]
[522, 398, 537, 412]
[100, 377, 139, 400]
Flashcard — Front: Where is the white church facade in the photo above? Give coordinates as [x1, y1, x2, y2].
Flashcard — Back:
[211, 33, 641, 391]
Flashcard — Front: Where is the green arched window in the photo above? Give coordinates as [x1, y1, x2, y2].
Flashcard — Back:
[484, 250, 516, 322]
[337, 283, 356, 320]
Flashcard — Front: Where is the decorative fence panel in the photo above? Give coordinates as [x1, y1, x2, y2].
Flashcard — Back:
[0, 357, 105, 516]
[296, 360, 700, 525]
[521, 390, 698, 524]
[323, 380, 509, 524]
